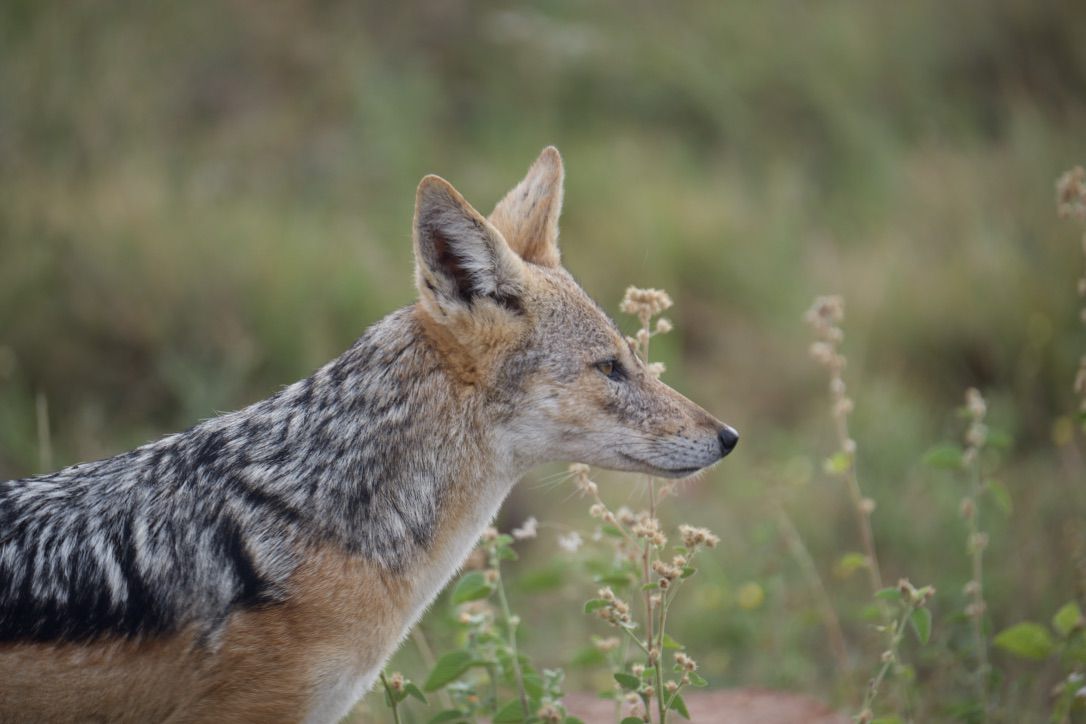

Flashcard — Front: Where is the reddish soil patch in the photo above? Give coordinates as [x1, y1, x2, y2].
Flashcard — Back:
[564, 689, 848, 723]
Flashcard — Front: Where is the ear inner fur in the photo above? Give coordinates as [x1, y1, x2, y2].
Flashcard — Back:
[413, 175, 526, 315]
[489, 146, 564, 268]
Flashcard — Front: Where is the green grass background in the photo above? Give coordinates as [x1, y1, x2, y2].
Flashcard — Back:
[2, 1, 1085, 719]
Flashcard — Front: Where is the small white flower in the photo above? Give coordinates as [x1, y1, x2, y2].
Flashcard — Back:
[557, 531, 583, 553]
[512, 516, 538, 540]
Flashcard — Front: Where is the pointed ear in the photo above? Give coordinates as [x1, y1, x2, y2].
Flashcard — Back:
[488, 146, 564, 268]
[414, 175, 525, 314]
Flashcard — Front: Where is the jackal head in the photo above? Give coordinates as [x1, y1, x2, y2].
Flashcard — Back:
[413, 147, 738, 479]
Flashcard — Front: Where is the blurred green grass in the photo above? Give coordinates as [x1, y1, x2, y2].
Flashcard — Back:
[2, 0, 1086, 718]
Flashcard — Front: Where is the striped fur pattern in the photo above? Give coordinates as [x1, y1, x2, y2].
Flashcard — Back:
[0, 307, 474, 645]
[0, 147, 737, 723]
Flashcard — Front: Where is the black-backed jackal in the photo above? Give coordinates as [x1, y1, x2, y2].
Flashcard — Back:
[0, 148, 738, 723]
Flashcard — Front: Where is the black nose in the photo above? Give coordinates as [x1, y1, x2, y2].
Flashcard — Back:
[718, 425, 739, 456]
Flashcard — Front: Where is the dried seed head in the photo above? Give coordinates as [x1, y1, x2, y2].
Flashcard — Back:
[389, 672, 405, 691]
[809, 341, 835, 365]
[537, 704, 562, 724]
[594, 636, 620, 653]
[965, 388, 987, 420]
[966, 422, 987, 449]
[969, 532, 989, 553]
[620, 286, 674, 320]
[655, 318, 673, 334]
[805, 295, 845, 327]
[674, 652, 698, 672]
[1057, 166, 1086, 221]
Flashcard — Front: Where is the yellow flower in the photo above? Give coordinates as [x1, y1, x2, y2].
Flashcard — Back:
[736, 582, 765, 610]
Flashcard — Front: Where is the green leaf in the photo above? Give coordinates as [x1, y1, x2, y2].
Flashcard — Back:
[584, 599, 610, 614]
[687, 671, 708, 687]
[450, 572, 493, 604]
[860, 604, 883, 621]
[621, 719, 644, 724]
[497, 546, 518, 561]
[601, 524, 626, 538]
[523, 671, 545, 699]
[424, 651, 474, 691]
[987, 480, 1012, 516]
[871, 718, 904, 724]
[910, 607, 932, 645]
[596, 573, 635, 588]
[922, 444, 964, 470]
[428, 710, 467, 723]
[994, 621, 1056, 660]
[1053, 601, 1083, 638]
[875, 587, 902, 602]
[564, 718, 586, 724]
[614, 672, 641, 690]
[404, 683, 428, 704]
[662, 633, 685, 650]
[833, 552, 869, 579]
[641, 666, 656, 681]
[493, 699, 529, 723]
[680, 566, 696, 579]
[642, 582, 660, 591]
[670, 693, 691, 719]
[823, 451, 852, 474]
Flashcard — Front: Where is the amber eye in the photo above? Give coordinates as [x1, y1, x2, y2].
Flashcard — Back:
[595, 359, 623, 381]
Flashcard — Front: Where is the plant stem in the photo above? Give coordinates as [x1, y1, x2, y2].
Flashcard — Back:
[494, 566, 531, 719]
[379, 672, 402, 724]
[859, 601, 915, 718]
[655, 585, 671, 724]
[835, 413, 884, 596]
[966, 465, 990, 721]
[411, 628, 454, 711]
[772, 502, 851, 676]
[641, 318, 661, 723]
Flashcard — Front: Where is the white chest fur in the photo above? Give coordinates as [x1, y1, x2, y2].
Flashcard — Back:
[304, 473, 517, 724]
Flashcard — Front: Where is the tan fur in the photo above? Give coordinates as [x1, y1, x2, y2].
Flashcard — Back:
[0, 549, 414, 724]
[413, 303, 525, 388]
